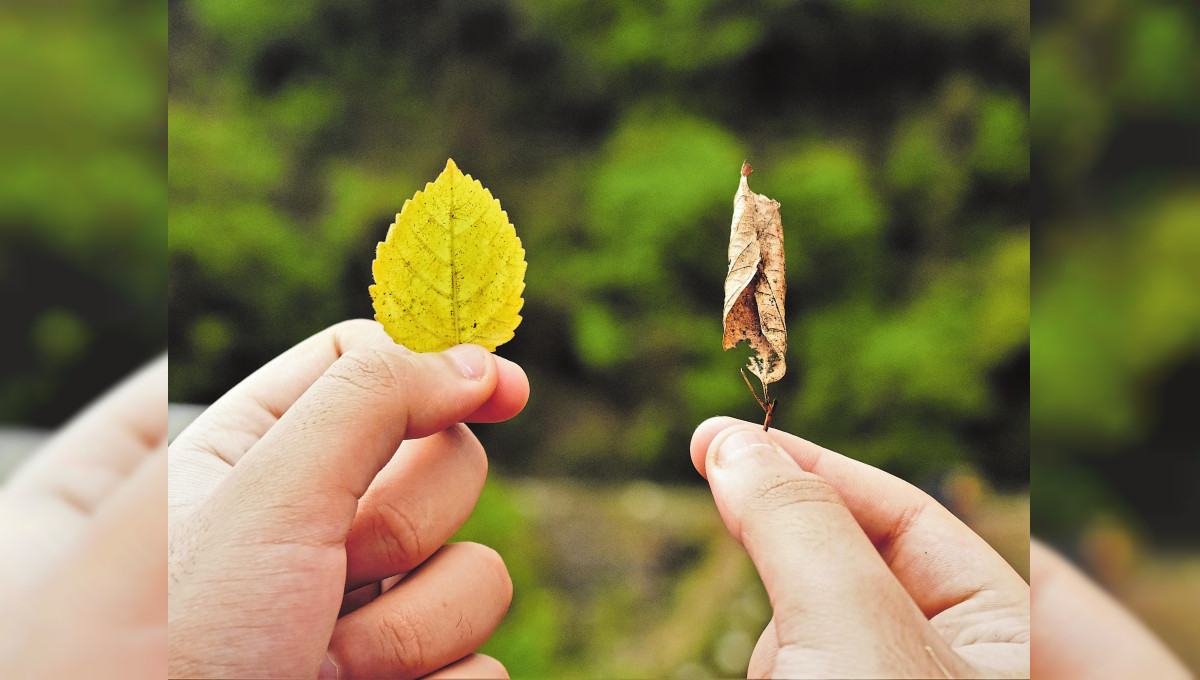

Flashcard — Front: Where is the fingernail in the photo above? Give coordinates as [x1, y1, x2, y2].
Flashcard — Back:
[319, 654, 341, 679]
[714, 428, 777, 468]
[444, 344, 488, 380]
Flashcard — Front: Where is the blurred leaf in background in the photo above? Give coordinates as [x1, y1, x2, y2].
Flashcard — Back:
[0, 0, 165, 426]
[1031, 0, 1200, 671]
[169, 0, 1029, 676]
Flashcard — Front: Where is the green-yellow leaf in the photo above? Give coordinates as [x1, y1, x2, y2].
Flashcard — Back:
[370, 159, 526, 352]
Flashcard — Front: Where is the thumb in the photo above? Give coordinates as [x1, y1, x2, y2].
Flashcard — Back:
[221, 343, 500, 544]
[704, 425, 957, 678]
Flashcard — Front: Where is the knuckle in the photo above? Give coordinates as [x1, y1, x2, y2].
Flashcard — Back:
[330, 318, 378, 336]
[772, 641, 819, 675]
[327, 348, 411, 396]
[753, 473, 844, 510]
[327, 349, 388, 389]
[375, 606, 429, 672]
[881, 501, 926, 554]
[371, 499, 428, 569]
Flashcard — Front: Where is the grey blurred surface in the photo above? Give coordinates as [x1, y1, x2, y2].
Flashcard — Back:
[168, 403, 206, 442]
[0, 429, 48, 483]
[0, 403, 207, 484]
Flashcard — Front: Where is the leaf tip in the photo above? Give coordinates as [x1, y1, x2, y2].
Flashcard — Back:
[741, 161, 753, 177]
[445, 158, 460, 174]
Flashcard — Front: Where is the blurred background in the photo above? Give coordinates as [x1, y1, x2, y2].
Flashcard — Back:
[168, 0, 1029, 676]
[1032, 0, 1200, 670]
[0, 0, 165, 441]
[9, 0, 1200, 673]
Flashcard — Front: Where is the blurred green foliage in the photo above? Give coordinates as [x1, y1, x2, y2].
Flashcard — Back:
[1, 0, 165, 425]
[170, 1, 1028, 675]
[169, 0, 1029, 485]
[1031, 0, 1200, 548]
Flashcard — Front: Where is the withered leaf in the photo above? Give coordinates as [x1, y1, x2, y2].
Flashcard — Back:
[723, 162, 787, 390]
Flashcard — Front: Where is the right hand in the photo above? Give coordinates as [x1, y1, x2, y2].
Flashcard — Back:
[1030, 539, 1192, 679]
[691, 418, 1030, 679]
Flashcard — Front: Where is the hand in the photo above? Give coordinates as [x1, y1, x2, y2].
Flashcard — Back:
[0, 356, 167, 678]
[690, 418, 1029, 679]
[1031, 539, 1191, 679]
[168, 319, 528, 679]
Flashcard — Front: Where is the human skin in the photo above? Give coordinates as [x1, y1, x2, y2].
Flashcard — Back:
[1, 325, 1190, 679]
[168, 319, 528, 679]
[693, 418, 1194, 679]
[1030, 539, 1192, 679]
[0, 356, 168, 679]
[691, 417, 1030, 679]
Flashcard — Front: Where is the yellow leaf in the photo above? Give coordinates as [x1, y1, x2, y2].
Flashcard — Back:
[370, 159, 526, 352]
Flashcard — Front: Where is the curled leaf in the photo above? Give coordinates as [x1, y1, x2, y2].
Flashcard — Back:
[370, 159, 526, 352]
[723, 162, 787, 387]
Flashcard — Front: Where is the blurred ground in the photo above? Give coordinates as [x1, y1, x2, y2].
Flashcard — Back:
[0, 430, 44, 482]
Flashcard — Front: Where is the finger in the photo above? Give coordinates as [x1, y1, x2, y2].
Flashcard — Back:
[340, 581, 381, 618]
[7, 354, 167, 513]
[169, 320, 526, 523]
[208, 342, 502, 549]
[78, 446, 168, 618]
[1030, 540, 1190, 680]
[344, 424, 488, 590]
[463, 355, 528, 423]
[692, 417, 1029, 622]
[0, 356, 166, 590]
[703, 424, 959, 678]
[746, 618, 776, 679]
[423, 654, 508, 679]
[168, 320, 391, 527]
[176, 319, 524, 462]
[327, 542, 512, 680]
[14, 447, 168, 677]
[338, 570, 402, 619]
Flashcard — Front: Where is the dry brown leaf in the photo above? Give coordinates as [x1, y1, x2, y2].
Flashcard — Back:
[723, 162, 786, 423]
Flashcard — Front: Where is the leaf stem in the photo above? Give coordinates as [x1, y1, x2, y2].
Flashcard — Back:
[740, 368, 777, 431]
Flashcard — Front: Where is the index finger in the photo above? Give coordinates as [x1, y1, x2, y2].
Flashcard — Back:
[203, 341, 505, 551]
[1030, 540, 1191, 680]
[6, 354, 167, 513]
[175, 320, 527, 463]
[168, 320, 528, 523]
[691, 417, 1028, 620]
